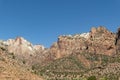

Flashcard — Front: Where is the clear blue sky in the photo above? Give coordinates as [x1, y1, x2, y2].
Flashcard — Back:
[0, 0, 120, 47]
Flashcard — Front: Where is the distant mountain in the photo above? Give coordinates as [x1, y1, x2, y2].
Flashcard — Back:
[0, 26, 120, 80]
[0, 37, 44, 54]
[5, 37, 44, 55]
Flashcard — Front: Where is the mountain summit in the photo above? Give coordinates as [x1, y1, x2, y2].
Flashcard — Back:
[50, 27, 116, 59]
[5, 37, 44, 55]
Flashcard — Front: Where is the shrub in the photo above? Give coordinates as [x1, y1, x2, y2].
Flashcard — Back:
[12, 55, 15, 59]
[9, 53, 15, 59]
[0, 47, 6, 51]
[0, 56, 5, 61]
[22, 60, 26, 64]
[87, 76, 96, 80]
[100, 77, 108, 80]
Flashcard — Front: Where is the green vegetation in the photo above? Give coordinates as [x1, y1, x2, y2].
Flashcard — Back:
[31, 52, 120, 80]
[99, 77, 108, 80]
[106, 74, 119, 80]
[87, 76, 96, 80]
[0, 66, 5, 72]
[0, 56, 5, 61]
[22, 60, 26, 64]
[0, 47, 6, 51]
[9, 52, 15, 59]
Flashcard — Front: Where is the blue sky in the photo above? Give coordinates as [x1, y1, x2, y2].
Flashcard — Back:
[0, 0, 120, 47]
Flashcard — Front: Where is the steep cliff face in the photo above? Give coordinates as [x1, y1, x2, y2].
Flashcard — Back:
[88, 27, 116, 55]
[0, 27, 118, 61]
[50, 27, 116, 59]
[1, 37, 45, 57]
[0, 27, 117, 60]
[115, 28, 120, 54]
[6, 37, 35, 56]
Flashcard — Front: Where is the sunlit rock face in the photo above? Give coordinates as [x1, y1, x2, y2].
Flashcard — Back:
[33, 45, 45, 51]
[6, 37, 34, 55]
[50, 27, 117, 59]
[0, 37, 45, 57]
[0, 26, 119, 63]
[88, 27, 116, 55]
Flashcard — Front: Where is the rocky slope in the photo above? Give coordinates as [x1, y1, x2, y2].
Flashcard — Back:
[0, 47, 44, 80]
[0, 37, 47, 80]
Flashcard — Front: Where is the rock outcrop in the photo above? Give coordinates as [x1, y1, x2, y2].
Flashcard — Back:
[1, 37, 45, 56]
[50, 27, 117, 59]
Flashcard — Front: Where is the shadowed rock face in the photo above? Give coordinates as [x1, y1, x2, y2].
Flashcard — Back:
[50, 27, 117, 59]
[115, 28, 120, 53]
[115, 28, 120, 45]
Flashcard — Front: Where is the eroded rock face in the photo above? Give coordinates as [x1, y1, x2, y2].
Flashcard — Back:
[89, 27, 116, 55]
[0, 26, 119, 61]
[2, 37, 45, 57]
[50, 27, 117, 59]
[6, 37, 35, 55]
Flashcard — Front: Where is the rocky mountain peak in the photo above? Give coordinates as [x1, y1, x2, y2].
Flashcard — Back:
[50, 26, 116, 59]
[15, 37, 28, 44]
[9, 37, 32, 47]
[33, 45, 45, 51]
[0, 37, 45, 56]
[91, 26, 108, 33]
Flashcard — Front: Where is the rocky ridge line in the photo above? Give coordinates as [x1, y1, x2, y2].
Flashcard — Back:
[50, 27, 117, 59]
